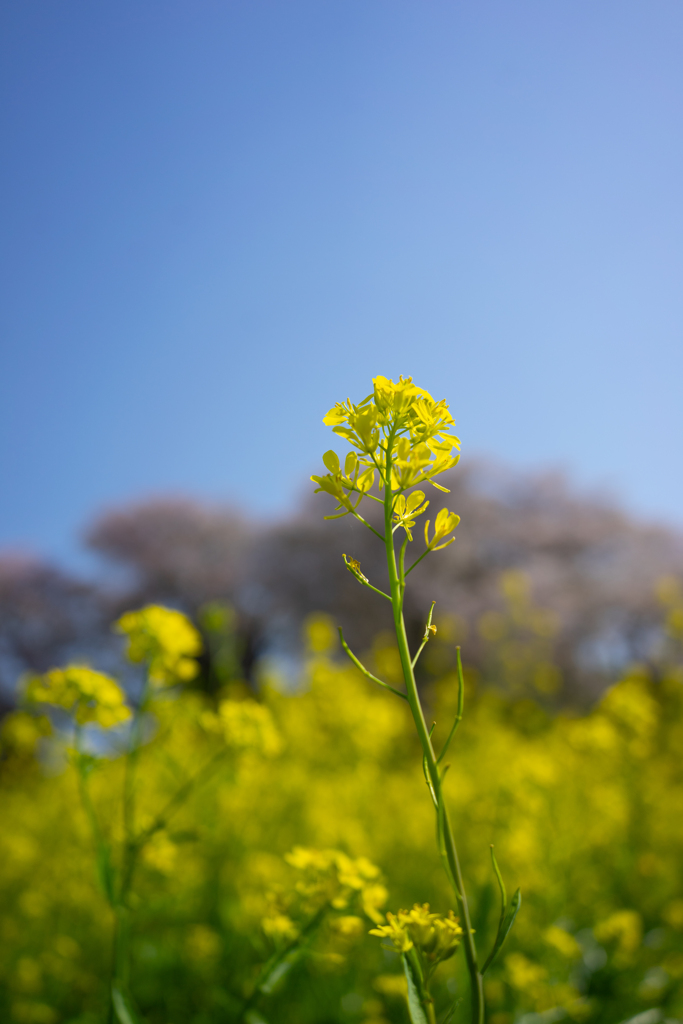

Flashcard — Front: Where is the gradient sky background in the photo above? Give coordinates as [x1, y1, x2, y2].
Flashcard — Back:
[2, 0, 682, 569]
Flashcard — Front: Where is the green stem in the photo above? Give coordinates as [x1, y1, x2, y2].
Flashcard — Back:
[411, 602, 436, 670]
[349, 508, 385, 542]
[436, 646, 465, 765]
[355, 576, 392, 602]
[134, 746, 229, 848]
[405, 545, 432, 578]
[338, 628, 408, 702]
[383, 447, 485, 1024]
[110, 676, 151, 1013]
[236, 904, 328, 1022]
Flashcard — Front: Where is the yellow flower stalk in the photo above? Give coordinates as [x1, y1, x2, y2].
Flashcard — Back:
[25, 604, 287, 1023]
[312, 375, 520, 1024]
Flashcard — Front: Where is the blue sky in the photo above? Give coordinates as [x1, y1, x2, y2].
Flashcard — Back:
[2, 0, 682, 566]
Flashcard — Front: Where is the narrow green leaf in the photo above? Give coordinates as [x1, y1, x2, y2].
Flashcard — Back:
[488, 843, 507, 960]
[481, 887, 522, 974]
[440, 1003, 458, 1024]
[244, 1012, 270, 1024]
[437, 647, 464, 764]
[112, 986, 145, 1024]
[436, 793, 461, 900]
[402, 952, 430, 1024]
[96, 844, 116, 905]
[422, 755, 438, 808]
[259, 950, 301, 995]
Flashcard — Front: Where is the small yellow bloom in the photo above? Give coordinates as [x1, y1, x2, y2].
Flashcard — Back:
[262, 914, 299, 943]
[116, 605, 202, 687]
[26, 666, 131, 728]
[370, 904, 463, 964]
[332, 915, 365, 938]
[0, 711, 52, 755]
[393, 491, 430, 539]
[424, 507, 461, 552]
[215, 699, 282, 756]
[283, 847, 386, 922]
[544, 925, 582, 959]
[343, 554, 369, 583]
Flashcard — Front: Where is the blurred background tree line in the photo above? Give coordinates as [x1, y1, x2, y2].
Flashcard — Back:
[2, 459, 681, 716]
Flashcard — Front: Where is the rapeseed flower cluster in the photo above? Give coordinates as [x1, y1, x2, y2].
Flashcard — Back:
[311, 376, 461, 541]
[284, 846, 388, 924]
[258, 847, 387, 966]
[116, 604, 201, 686]
[0, 711, 51, 758]
[201, 699, 282, 757]
[370, 904, 463, 965]
[25, 666, 131, 728]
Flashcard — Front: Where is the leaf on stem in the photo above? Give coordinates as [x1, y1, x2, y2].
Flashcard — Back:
[481, 847, 521, 974]
[96, 844, 116, 905]
[402, 949, 432, 1024]
[342, 554, 392, 600]
[112, 986, 146, 1024]
[437, 647, 465, 764]
[411, 603, 437, 669]
[422, 754, 438, 809]
[436, 788, 461, 901]
[258, 949, 302, 995]
[244, 1012, 270, 1024]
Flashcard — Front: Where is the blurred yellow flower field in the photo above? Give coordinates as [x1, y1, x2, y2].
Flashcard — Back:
[2, 376, 683, 1024]
[1, 608, 682, 1023]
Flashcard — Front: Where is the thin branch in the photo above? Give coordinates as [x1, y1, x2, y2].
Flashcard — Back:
[338, 628, 408, 702]
[343, 555, 392, 601]
[237, 904, 329, 1022]
[368, 449, 386, 478]
[350, 509, 385, 542]
[411, 602, 436, 669]
[134, 746, 228, 849]
[399, 534, 409, 590]
[344, 484, 383, 503]
[437, 646, 465, 764]
[404, 546, 432, 577]
[353, 576, 392, 602]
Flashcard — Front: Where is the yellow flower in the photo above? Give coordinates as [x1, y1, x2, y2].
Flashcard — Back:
[283, 847, 386, 922]
[262, 913, 299, 943]
[392, 491, 429, 540]
[0, 711, 52, 755]
[370, 904, 463, 964]
[313, 375, 461, 522]
[116, 605, 202, 687]
[424, 507, 461, 551]
[370, 913, 414, 953]
[332, 915, 365, 938]
[26, 666, 131, 728]
[211, 699, 282, 756]
[544, 925, 582, 959]
[594, 910, 642, 965]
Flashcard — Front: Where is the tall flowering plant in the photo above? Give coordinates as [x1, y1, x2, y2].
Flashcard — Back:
[312, 376, 521, 1024]
[25, 605, 281, 1024]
